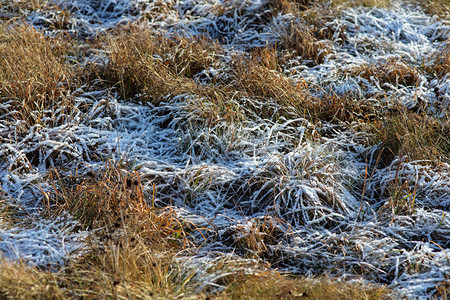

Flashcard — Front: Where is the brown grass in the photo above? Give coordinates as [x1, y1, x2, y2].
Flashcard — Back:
[0, 256, 392, 299]
[0, 242, 197, 299]
[221, 216, 288, 259]
[0, 0, 71, 29]
[257, 0, 312, 23]
[414, 0, 450, 17]
[322, 0, 392, 8]
[229, 47, 312, 114]
[213, 273, 390, 300]
[313, 92, 379, 123]
[425, 43, 450, 78]
[0, 160, 393, 299]
[49, 162, 192, 244]
[278, 22, 331, 64]
[34, 161, 200, 298]
[369, 110, 450, 165]
[351, 60, 420, 89]
[104, 25, 222, 103]
[0, 23, 75, 131]
[0, 257, 66, 299]
[104, 27, 317, 122]
[102, 25, 249, 126]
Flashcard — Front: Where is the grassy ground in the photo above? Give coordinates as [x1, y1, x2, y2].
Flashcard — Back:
[0, 0, 449, 298]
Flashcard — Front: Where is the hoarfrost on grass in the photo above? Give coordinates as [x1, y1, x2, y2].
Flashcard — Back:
[1, 0, 449, 298]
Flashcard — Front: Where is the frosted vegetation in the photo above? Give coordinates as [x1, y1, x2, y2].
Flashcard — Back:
[0, 0, 449, 298]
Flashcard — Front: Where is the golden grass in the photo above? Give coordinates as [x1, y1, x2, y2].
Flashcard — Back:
[7, 161, 201, 298]
[104, 25, 222, 103]
[0, 2, 447, 299]
[0, 257, 66, 299]
[0, 242, 197, 299]
[277, 21, 331, 64]
[213, 273, 390, 300]
[414, 0, 450, 17]
[369, 110, 450, 165]
[322, 0, 392, 8]
[1, 161, 392, 299]
[0, 0, 71, 29]
[351, 60, 420, 89]
[62, 234, 197, 298]
[222, 216, 288, 259]
[49, 162, 192, 244]
[104, 27, 316, 122]
[0, 23, 75, 131]
[0, 256, 393, 300]
[103, 25, 249, 126]
[229, 47, 312, 113]
[425, 43, 450, 78]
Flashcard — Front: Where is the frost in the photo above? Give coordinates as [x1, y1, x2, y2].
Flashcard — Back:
[1, 0, 449, 298]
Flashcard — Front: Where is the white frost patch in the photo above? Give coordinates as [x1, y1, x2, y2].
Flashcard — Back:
[0, 213, 86, 267]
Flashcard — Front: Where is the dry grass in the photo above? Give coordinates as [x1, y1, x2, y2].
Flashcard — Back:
[277, 22, 331, 64]
[256, 0, 312, 24]
[0, 23, 75, 131]
[104, 26, 375, 124]
[49, 162, 192, 244]
[425, 43, 450, 78]
[351, 60, 420, 89]
[229, 47, 312, 114]
[414, 0, 450, 17]
[0, 257, 66, 299]
[25, 161, 201, 298]
[369, 110, 450, 165]
[62, 234, 197, 298]
[376, 159, 418, 219]
[0, 243, 197, 299]
[0, 0, 71, 29]
[221, 216, 288, 259]
[104, 25, 222, 103]
[104, 27, 316, 122]
[322, 0, 392, 8]
[103, 25, 249, 126]
[214, 273, 390, 300]
[314, 92, 379, 123]
[0, 257, 392, 299]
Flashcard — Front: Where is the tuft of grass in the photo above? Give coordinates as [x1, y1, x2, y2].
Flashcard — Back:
[0, 242, 197, 299]
[39, 161, 201, 298]
[229, 47, 312, 116]
[103, 25, 249, 125]
[377, 159, 418, 219]
[414, 0, 450, 17]
[0, 257, 66, 299]
[313, 92, 379, 123]
[105, 27, 316, 122]
[63, 232, 197, 299]
[49, 162, 192, 245]
[104, 25, 222, 103]
[369, 110, 450, 166]
[425, 43, 450, 78]
[351, 60, 420, 89]
[322, 0, 392, 8]
[258, 0, 312, 22]
[0, 23, 75, 131]
[277, 21, 331, 64]
[222, 216, 288, 259]
[214, 273, 390, 299]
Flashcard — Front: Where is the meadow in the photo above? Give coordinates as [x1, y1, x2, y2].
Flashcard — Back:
[0, 0, 449, 298]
